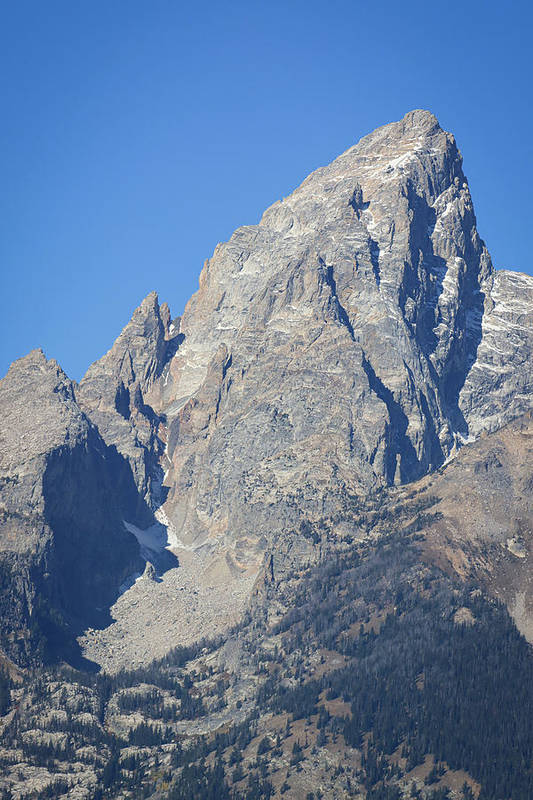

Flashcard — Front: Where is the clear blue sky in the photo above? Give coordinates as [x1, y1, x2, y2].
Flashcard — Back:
[1, 0, 531, 380]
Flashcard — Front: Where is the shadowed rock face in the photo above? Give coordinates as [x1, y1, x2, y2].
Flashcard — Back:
[0, 350, 142, 664]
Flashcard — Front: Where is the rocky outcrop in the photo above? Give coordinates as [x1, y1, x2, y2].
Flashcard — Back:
[460, 269, 533, 434]
[79, 291, 180, 524]
[0, 350, 142, 664]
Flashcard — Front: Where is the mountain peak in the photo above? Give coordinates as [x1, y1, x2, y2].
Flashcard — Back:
[80, 291, 171, 404]
[137, 289, 159, 314]
[401, 107, 441, 129]
[1, 108, 533, 800]
[3, 347, 70, 392]
[336, 109, 453, 176]
[0, 345, 83, 469]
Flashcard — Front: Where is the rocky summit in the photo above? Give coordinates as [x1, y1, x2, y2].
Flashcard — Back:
[0, 111, 532, 800]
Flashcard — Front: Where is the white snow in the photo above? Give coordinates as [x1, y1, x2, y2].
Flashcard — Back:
[124, 519, 173, 559]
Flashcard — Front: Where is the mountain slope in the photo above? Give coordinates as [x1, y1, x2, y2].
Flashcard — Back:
[2, 416, 533, 799]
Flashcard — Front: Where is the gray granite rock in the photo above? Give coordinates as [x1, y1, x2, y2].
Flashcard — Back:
[70, 110, 532, 623]
[460, 268, 533, 435]
[3, 110, 532, 669]
[78, 291, 180, 523]
[142, 561, 157, 581]
[0, 350, 141, 663]
[141, 110, 531, 586]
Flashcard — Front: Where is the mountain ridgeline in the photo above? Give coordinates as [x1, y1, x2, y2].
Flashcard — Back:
[0, 110, 532, 799]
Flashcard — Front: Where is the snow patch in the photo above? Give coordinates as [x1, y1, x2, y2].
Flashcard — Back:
[442, 431, 476, 466]
[124, 519, 174, 558]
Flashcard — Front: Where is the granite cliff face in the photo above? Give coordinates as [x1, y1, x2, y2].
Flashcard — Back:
[0, 350, 142, 664]
[1, 110, 532, 672]
[460, 269, 533, 434]
[133, 110, 532, 592]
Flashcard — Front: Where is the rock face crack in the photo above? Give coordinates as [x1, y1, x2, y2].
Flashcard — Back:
[319, 259, 355, 340]
[361, 352, 421, 484]
[368, 237, 381, 286]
